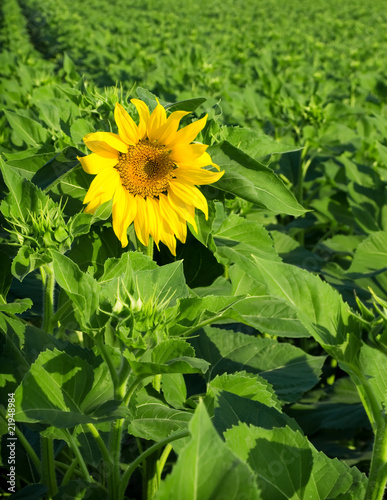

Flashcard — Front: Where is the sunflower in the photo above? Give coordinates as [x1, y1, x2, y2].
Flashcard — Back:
[78, 99, 224, 255]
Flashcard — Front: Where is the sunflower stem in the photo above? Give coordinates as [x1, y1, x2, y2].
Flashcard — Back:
[147, 236, 154, 260]
[365, 417, 387, 500]
[119, 431, 190, 500]
[64, 429, 94, 484]
[40, 436, 58, 497]
[60, 457, 79, 486]
[40, 263, 56, 334]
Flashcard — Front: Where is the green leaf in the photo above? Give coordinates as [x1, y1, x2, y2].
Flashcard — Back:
[135, 260, 189, 306]
[359, 343, 387, 411]
[165, 97, 207, 112]
[136, 87, 159, 111]
[161, 373, 187, 409]
[227, 295, 311, 338]
[212, 213, 280, 264]
[128, 386, 192, 451]
[0, 158, 30, 221]
[213, 391, 301, 436]
[209, 372, 281, 410]
[0, 298, 33, 314]
[225, 424, 312, 499]
[209, 141, 306, 216]
[225, 423, 365, 499]
[288, 378, 369, 434]
[5, 153, 55, 180]
[32, 147, 83, 191]
[129, 339, 209, 376]
[224, 252, 359, 351]
[0, 250, 12, 301]
[4, 110, 48, 147]
[51, 250, 102, 331]
[11, 246, 51, 281]
[14, 348, 128, 427]
[225, 127, 302, 160]
[191, 327, 325, 403]
[47, 164, 91, 216]
[168, 295, 246, 337]
[0, 158, 57, 223]
[347, 231, 387, 275]
[99, 252, 156, 284]
[73, 422, 110, 467]
[154, 401, 261, 500]
[70, 118, 92, 143]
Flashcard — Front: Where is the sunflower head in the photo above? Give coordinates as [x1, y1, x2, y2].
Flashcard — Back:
[78, 99, 224, 255]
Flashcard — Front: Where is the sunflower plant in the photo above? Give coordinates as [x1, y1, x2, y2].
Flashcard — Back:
[0, 87, 386, 500]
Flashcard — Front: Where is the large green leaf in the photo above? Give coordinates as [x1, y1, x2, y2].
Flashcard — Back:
[347, 231, 387, 275]
[0, 298, 33, 314]
[225, 423, 367, 499]
[0, 251, 13, 301]
[32, 147, 83, 191]
[135, 260, 190, 306]
[14, 348, 128, 427]
[212, 213, 280, 264]
[128, 339, 209, 376]
[11, 245, 51, 281]
[4, 153, 55, 180]
[209, 141, 305, 216]
[208, 371, 281, 410]
[212, 391, 301, 436]
[51, 250, 102, 331]
[47, 164, 90, 215]
[161, 373, 187, 409]
[225, 127, 302, 160]
[288, 378, 369, 434]
[154, 401, 261, 500]
[223, 250, 360, 352]
[128, 386, 192, 451]
[0, 157, 46, 222]
[359, 343, 387, 411]
[191, 327, 325, 403]
[4, 110, 48, 147]
[168, 295, 246, 337]
[226, 294, 311, 338]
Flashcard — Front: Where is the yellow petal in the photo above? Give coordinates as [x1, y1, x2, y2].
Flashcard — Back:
[170, 143, 208, 163]
[147, 102, 167, 141]
[146, 197, 161, 246]
[169, 181, 208, 219]
[131, 99, 150, 139]
[83, 167, 119, 206]
[156, 210, 177, 256]
[166, 115, 208, 148]
[112, 187, 137, 247]
[176, 151, 215, 169]
[160, 225, 177, 256]
[134, 195, 150, 246]
[114, 103, 140, 146]
[78, 153, 118, 175]
[159, 193, 187, 243]
[83, 169, 120, 213]
[174, 167, 224, 185]
[166, 189, 197, 232]
[84, 132, 128, 155]
[156, 110, 190, 145]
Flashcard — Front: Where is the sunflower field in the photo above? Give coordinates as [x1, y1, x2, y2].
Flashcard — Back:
[1, 0, 387, 498]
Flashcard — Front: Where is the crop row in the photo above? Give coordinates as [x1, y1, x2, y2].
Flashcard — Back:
[16, 0, 387, 134]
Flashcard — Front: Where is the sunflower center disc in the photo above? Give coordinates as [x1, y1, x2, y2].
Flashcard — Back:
[115, 140, 175, 197]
